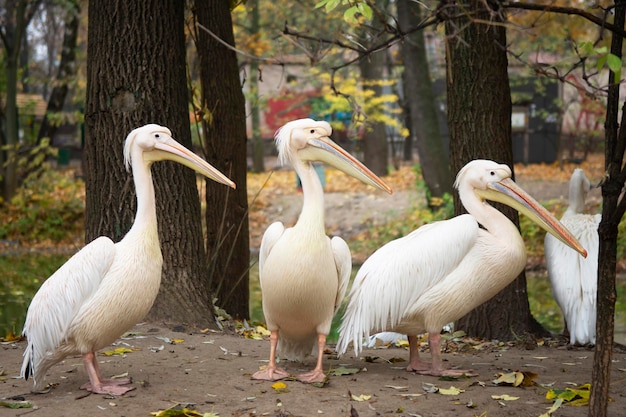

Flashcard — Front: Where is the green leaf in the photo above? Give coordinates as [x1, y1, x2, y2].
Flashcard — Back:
[0, 401, 33, 409]
[579, 41, 594, 55]
[357, 3, 373, 20]
[606, 54, 622, 73]
[597, 54, 607, 71]
[328, 366, 360, 376]
[343, 6, 359, 23]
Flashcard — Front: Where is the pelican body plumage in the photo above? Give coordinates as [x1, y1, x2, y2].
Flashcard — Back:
[21, 124, 235, 395]
[253, 118, 392, 383]
[337, 159, 587, 376]
[545, 168, 600, 345]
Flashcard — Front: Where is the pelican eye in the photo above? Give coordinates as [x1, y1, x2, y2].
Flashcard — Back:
[155, 134, 160, 138]
[490, 170, 495, 176]
[310, 129, 315, 134]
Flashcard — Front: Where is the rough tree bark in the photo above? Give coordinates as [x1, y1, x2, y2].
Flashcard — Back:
[397, 0, 452, 202]
[445, 0, 546, 339]
[84, 0, 214, 326]
[590, 2, 625, 415]
[195, 0, 251, 320]
[359, 49, 389, 177]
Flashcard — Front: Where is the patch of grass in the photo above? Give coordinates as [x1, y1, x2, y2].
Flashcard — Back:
[0, 254, 69, 337]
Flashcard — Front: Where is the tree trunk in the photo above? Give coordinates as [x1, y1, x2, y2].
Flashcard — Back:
[37, 0, 80, 145]
[590, 2, 625, 415]
[359, 50, 389, 177]
[397, 0, 452, 202]
[445, 0, 545, 340]
[249, 0, 265, 173]
[2, 0, 41, 201]
[84, 0, 214, 327]
[195, 0, 250, 320]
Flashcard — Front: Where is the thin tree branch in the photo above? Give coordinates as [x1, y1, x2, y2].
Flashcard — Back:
[196, 22, 285, 66]
[503, 2, 626, 38]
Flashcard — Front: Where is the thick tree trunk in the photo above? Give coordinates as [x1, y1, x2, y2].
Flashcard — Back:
[37, 0, 80, 145]
[397, 0, 452, 202]
[195, 0, 250, 320]
[359, 51, 389, 177]
[445, 0, 545, 340]
[590, 2, 625, 415]
[84, 0, 214, 326]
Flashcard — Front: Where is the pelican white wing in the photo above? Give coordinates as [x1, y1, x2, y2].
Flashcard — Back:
[21, 237, 115, 385]
[331, 236, 351, 312]
[545, 212, 600, 345]
[337, 214, 478, 355]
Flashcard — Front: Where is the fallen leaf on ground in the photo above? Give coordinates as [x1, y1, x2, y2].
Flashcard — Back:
[539, 398, 564, 417]
[351, 393, 372, 402]
[546, 384, 590, 406]
[0, 401, 33, 409]
[491, 394, 519, 401]
[384, 385, 408, 390]
[328, 367, 360, 376]
[101, 347, 138, 356]
[492, 370, 537, 387]
[438, 386, 464, 395]
[271, 381, 288, 393]
[155, 336, 184, 344]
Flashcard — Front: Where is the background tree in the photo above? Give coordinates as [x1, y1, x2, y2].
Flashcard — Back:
[195, 0, 250, 320]
[247, 0, 265, 173]
[37, 0, 80, 145]
[1, 0, 43, 201]
[444, 0, 544, 339]
[358, 48, 389, 176]
[84, 0, 214, 326]
[397, 0, 452, 203]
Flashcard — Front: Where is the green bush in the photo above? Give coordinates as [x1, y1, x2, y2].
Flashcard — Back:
[0, 169, 84, 243]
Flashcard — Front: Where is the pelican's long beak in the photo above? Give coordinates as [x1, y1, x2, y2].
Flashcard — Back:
[146, 137, 236, 189]
[298, 136, 392, 194]
[476, 178, 587, 257]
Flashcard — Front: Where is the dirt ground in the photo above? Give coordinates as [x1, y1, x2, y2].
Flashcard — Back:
[1, 157, 619, 416]
[1, 323, 625, 417]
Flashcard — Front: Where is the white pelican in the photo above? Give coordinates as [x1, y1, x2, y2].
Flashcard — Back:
[545, 168, 600, 345]
[253, 118, 392, 383]
[21, 124, 235, 395]
[337, 159, 587, 376]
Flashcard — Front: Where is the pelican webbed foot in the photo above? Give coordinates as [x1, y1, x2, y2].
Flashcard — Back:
[252, 366, 290, 381]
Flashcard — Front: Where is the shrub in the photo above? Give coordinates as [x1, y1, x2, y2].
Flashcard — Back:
[0, 169, 84, 243]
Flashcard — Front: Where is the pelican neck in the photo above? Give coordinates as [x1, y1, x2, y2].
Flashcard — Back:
[293, 160, 325, 230]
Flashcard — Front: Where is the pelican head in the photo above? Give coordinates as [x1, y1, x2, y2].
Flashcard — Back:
[457, 159, 587, 258]
[568, 168, 591, 214]
[275, 118, 392, 194]
[124, 124, 235, 189]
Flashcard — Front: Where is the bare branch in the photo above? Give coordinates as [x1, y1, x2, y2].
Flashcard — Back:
[196, 22, 285, 66]
[502, 2, 626, 38]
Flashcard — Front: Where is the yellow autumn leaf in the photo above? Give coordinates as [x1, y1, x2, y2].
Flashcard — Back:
[539, 398, 564, 417]
[170, 339, 184, 344]
[351, 394, 372, 402]
[101, 347, 137, 356]
[271, 381, 288, 393]
[491, 394, 520, 401]
[438, 386, 464, 396]
[255, 326, 271, 336]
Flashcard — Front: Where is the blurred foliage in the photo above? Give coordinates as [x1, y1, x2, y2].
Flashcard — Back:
[0, 164, 84, 244]
[0, 254, 68, 338]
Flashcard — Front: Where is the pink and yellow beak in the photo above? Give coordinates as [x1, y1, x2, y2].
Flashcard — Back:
[145, 137, 236, 189]
[298, 135, 392, 195]
[477, 178, 587, 258]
